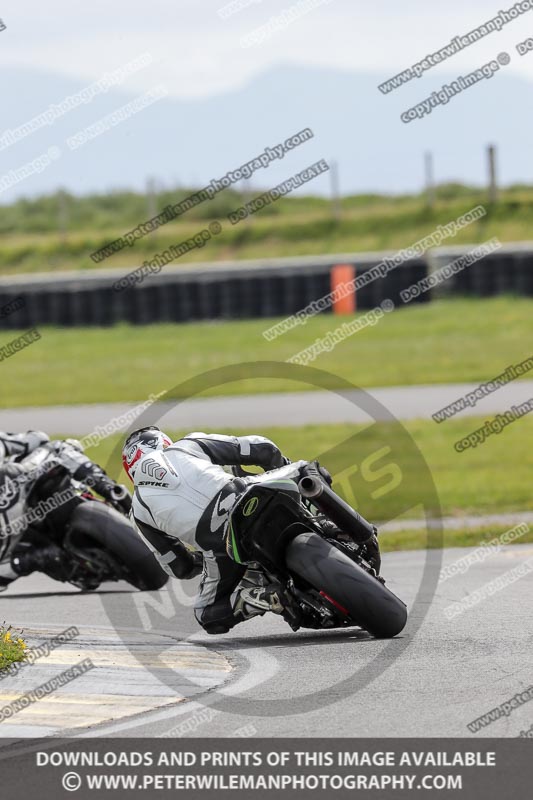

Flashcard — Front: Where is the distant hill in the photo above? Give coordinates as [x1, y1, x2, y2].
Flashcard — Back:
[1, 63, 532, 201]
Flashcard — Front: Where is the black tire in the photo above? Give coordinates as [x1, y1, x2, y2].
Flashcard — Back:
[67, 502, 168, 591]
[285, 532, 407, 638]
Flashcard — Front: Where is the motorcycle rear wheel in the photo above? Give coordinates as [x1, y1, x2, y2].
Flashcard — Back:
[285, 532, 407, 638]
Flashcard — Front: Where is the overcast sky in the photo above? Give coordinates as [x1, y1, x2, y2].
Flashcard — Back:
[3, 0, 533, 98]
[1, 0, 531, 199]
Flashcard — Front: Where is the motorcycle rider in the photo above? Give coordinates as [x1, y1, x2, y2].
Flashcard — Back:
[0, 430, 131, 591]
[123, 427, 380, 635]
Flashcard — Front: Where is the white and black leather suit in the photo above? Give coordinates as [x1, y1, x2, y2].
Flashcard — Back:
[0, 431, 128, 588]
[131, 432, 308, 633]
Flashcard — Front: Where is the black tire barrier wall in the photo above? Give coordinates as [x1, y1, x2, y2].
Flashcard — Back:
[428, 246, 533, 298]
[0, 245, 530, 329]
[0, 259, 426, 329]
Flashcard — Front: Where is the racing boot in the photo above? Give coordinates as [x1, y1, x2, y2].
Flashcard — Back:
[200, 570, 295, 635]
[233, 567, 286, 617]
[237, 583, 286, 615]
[0, 574, 15, 593]
[0, 559, 18, 592]
[11, 544, 73, 582]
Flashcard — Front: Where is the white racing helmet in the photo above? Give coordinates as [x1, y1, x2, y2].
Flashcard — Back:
[122, 426, 172, 481]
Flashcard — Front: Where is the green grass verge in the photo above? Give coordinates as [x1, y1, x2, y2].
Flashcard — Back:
[1, 297, 532, 407]
[379, 523, 533, 553]
[2, 189, 533, 274]
[73, 414, 533, 528]
[0, 626, 28, 672]
[74, 416, 533, 553]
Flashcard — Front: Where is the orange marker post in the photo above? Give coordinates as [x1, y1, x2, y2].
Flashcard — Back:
[331, 264, 356, 315]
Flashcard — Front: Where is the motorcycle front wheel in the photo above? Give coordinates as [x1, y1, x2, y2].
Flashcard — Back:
[66, 502, 168, 591]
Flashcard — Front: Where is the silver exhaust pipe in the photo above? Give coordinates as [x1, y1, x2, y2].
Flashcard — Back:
[297, 474, 375, 543]
[298, 475, 324, 499]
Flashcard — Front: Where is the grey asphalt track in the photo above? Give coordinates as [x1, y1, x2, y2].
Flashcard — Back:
[1, 380, 533, 432]
[2, 544, 532, 738]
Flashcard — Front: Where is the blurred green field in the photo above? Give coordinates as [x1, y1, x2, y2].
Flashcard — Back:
[74, 414, 533, 552]
[379, 523, 533, 554]
[2, 184, 533, 274]
[79, 415, 533, 522]
[1, 297, 531, 407]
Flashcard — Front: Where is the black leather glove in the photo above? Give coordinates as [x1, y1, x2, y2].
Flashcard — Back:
[167, 543, 203, 580]
[316, 463, 333, 486]
[90, 476, 132, 515]
[267, 455, 291, 471]
[107, 484, 132, 515]
[188, 551, 204, 579]
[302, 460, 333, 486]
